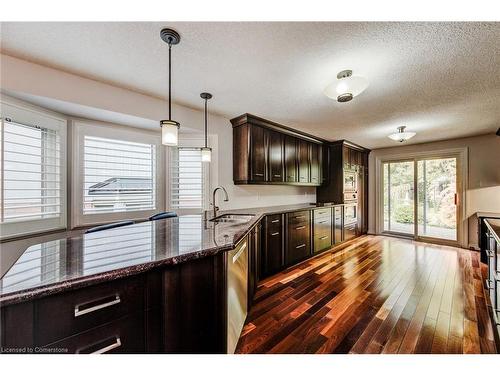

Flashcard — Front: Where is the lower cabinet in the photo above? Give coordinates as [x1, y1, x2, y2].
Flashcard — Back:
[261, 214, 284, 278]
[313, 208, 332, 253]
[286, 211, 311, 266]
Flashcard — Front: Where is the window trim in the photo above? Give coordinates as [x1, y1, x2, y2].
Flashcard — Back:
[71, 119, 165, 228]
[0, 97, 67, 240]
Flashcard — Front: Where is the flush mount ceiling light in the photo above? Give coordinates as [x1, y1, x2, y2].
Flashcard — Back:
[200, 92, 213, 163]
[324, 70, 369, 103]
[388, 126, 416, 143]
[160, 28, 181, 146]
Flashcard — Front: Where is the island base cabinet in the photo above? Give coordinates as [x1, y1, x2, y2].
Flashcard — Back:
[43, 314, 145, 354]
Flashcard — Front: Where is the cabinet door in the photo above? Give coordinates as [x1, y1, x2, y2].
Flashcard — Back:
[262, 214, 284, 277]
[334, 206, 343, 244]
[343, 146, 350, 169]
[321, 145, 329, 185]
[286, 212, 311, 266]
[298, 140, 310, 184]
[268, 130, 284, 182]
[310, 143, 321, 185]
[250, 125, 266, 182]
[284, 136, 297, 183]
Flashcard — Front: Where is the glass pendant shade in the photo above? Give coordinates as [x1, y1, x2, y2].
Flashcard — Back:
[201, 147, 212, 163]
[324, 71, 369, 102]
[161, 120, 180, 146]
[388, 126, 416, 142]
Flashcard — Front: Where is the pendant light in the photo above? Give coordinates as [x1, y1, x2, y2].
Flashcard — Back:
[324, 70, 369, 102]
[160, 28, 181, 146]
[200, 92, 213, 163]
[388, 126, 416, 142]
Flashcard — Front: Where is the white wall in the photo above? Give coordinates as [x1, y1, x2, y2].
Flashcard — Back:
[1, 54, 316, 211]
[368, 133, 500, 248]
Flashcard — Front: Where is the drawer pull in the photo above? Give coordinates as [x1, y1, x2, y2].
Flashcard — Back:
[74, 295, 121, 317]
[274, 174, 281, 177]
[486, 250, 495, 258]
[296, 226, 306, 230]
[271, 232, 280, 236]
[319, 236, 329, 240]
[293, 215, 305, 219]
[255, 173, 264, 177]
[296, 244, 306, 249]
[271, 219, 280, 223]
[316, 220, 327, 224]
[91, 337, 122, 354]
[233, 242, 247, 263]
[485, 279, 494, 290]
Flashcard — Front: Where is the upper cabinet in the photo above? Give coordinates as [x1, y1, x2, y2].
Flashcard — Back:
[231, 114, 323, 186]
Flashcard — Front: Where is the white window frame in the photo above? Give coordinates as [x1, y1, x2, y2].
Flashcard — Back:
[0, 97, 67, 239]
[71, 119, 165, 228]
[166, 135, 216, 215]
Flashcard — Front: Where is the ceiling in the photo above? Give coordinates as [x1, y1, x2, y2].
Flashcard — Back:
[1, 22, 499, 149]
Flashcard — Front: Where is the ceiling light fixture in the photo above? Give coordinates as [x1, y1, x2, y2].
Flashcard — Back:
[160, 28, 181, 146]
[324, 70, 369, 103]
[388, 126, 416, 143]
[200, 92, 213, 163]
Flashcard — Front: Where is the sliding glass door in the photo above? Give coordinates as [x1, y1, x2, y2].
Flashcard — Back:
[382, 155, 460, 244]
[383, 161, 415, 235]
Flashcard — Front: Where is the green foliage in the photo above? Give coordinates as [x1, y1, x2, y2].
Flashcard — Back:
[393, 204, 414, 224]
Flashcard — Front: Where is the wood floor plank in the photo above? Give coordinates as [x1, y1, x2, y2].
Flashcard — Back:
[235, 235, 498, 354]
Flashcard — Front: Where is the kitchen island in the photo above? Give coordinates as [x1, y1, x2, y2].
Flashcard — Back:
[0, 203, 352, 354]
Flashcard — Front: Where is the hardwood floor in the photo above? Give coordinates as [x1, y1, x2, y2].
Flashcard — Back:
[236, 235, 498, 354]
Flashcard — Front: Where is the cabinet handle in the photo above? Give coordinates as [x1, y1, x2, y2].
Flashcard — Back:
[271, 232, 280, 236]
[271, 219, 280, 223]
[274, 174, 281, 177]
[255, 173, 264, 177]
[293, 215, 305, 219]
[232, 242, 247, 263]
[74, 295, 121, 317]
[90, 337, 122, 354]
[296, 226, 306, 230]
[486, 250, 495, 258]
[295, 244, 306, 249]
[317, 220, 327, 224]
[319, 236, 329, 240]
[485, 279, 494, 290]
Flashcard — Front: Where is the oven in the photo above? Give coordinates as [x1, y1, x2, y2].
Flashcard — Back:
[343, 169, 358, 193]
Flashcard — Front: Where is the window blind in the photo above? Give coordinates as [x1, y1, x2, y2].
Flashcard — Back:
[170, 148, 205, 210]
[83, 136, 156, 214]
[1, 118, 62, 223]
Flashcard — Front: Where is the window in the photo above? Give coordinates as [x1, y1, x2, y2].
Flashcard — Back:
[170, 147, 209, 213]
[0, 101, 67, 239]
[83, 136, 156, 214]
[72, 121, 163, 227]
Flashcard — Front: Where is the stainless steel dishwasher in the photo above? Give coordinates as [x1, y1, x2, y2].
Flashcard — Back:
[226, 237, 248, 354]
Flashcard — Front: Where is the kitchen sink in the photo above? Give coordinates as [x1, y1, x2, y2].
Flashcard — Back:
[210, 214, 255, 224]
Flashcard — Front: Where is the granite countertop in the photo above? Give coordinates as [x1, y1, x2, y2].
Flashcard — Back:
[485, 218, 500, 244]
[0, 203, 340, 305]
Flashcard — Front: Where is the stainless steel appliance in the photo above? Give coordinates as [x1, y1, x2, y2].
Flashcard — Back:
[343, 169, 358, 193]
[226, 238, 248, 354]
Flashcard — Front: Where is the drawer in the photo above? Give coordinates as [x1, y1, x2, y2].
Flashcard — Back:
[43, 313, 145, 354]
[36, 275, 145, 346]
[314, 234, 331, 253]
[266, 214, 282, 231]
[313, 208, 331, 220]
[288, 211, 310, 226]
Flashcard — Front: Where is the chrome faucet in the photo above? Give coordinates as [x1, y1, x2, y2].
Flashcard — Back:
[212, 186, 229, 219]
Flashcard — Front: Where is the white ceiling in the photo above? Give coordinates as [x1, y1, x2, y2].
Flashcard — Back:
[1, 22, 499, 149]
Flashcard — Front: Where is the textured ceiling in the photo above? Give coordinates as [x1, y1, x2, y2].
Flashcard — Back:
[1, 22, 499, 148]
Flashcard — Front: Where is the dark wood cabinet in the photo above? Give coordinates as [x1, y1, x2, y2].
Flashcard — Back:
[298, 139, 310, 184]
[248, 223, 261, 308]
[313, 208, 332, 253]
[261, 214, 284, 278]
[334, 206, 343, 244]
[286, 211, 311, 266]
[310, 143, 321, 185]
[284, 136, 298, 183]
[231, 114, 323, 186]
[250, 125, 266, 182]
[268, 130, 284, 182]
